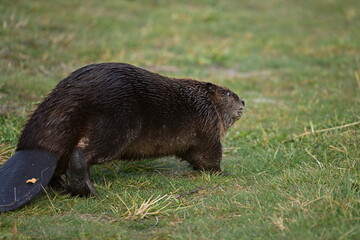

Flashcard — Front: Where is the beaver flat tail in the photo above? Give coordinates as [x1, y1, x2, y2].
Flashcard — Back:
[0, 150, 57, 212]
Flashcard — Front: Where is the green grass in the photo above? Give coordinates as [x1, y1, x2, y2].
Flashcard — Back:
[1, 0, 360, 239]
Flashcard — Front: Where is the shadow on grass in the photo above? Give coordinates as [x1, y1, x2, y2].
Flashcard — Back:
[90, 157, 194, 186]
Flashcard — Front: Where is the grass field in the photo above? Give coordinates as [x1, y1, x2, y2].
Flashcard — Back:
[1, 0, 360, 239]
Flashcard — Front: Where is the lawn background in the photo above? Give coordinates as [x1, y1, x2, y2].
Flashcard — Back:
[0, 0, 359, 239]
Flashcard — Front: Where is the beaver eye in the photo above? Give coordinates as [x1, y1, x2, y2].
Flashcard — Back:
[226, 92, 231, 97]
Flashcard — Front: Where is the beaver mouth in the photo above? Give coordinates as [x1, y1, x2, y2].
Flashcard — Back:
[234, 108, 244, 120]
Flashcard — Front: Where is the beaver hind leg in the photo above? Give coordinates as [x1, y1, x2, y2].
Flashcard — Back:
[65, 148, 97, 197]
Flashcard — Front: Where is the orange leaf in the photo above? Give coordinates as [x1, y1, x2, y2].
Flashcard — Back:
[26, 178, 37, 184]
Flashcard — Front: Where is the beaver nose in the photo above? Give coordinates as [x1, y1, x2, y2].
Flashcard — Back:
[241, 99, 245, 107]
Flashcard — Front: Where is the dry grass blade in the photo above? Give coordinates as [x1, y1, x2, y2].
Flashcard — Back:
[293, 121, 360, 139]
[117, 194, 174, 219]
[355, 71, 360, 90]
[271, 214, 286, 231]
[305, 149, 324, 168]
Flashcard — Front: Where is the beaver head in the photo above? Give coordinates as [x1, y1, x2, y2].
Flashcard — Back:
[206, 82, 245, 130]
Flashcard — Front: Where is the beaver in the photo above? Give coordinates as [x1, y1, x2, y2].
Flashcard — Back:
[1, 62, 244, 209]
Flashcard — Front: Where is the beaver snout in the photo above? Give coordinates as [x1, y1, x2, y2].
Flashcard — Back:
[240, 98, 245, 107]
[235, 109, 243, 119]
[234, 98, 245, 119]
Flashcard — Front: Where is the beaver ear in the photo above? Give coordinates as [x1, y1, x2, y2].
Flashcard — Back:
[206, 82, 215, 94]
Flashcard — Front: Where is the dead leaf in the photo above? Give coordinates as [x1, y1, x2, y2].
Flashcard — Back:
[26, 178, 37, 184]
[12, 222, 18, 235]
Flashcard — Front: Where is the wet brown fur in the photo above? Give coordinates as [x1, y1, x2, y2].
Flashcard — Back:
[16, 63, 244, 194]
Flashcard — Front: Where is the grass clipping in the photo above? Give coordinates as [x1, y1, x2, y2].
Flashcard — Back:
[113, 194, 183, 220]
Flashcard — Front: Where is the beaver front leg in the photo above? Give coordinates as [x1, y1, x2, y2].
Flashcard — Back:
[179, 141, 222, 173]
[65, 148, 98, 196]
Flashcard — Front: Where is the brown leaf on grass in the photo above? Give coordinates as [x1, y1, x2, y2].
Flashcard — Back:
[12, 222, 18, 235]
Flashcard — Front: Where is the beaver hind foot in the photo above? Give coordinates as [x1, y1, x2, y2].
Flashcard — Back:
[64, 148, 97, 197]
